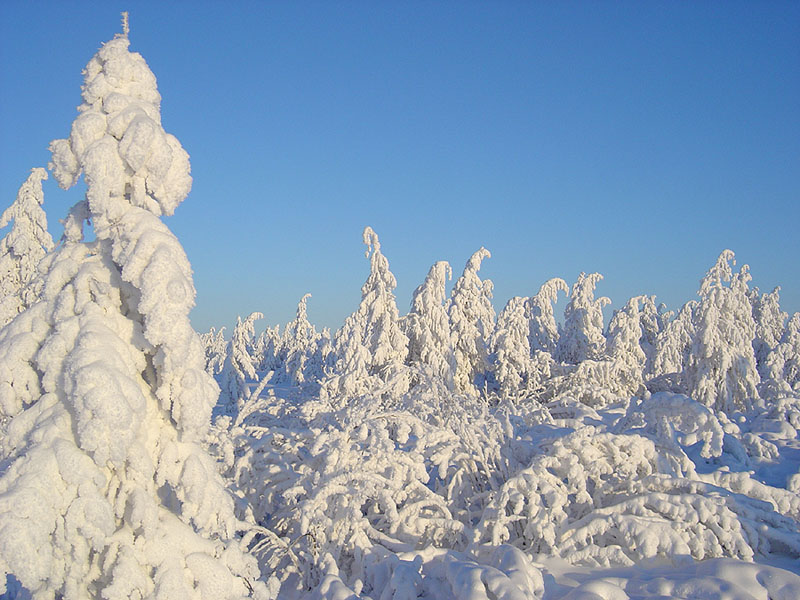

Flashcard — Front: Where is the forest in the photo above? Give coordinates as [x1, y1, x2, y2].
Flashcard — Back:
[1, 25, 799, 600]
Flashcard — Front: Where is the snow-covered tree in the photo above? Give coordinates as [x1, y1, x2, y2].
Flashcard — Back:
[605, 295, 647, 397]
[528, 277, 568, 355]
[200, 326, 227, 377]
[282, 293, 323, 386]
[254, 324, 282, 374]
[555, 272, 610, 364]
[491, 296, 536, 397]
[684, 250, 760, 414]
[0, 30, 264, 597]
[639, 295, 670, 376]
[651, 299, 697, 381]
[218, 312, 263, 416]
[0, 168, 55, 326]
[763, 312, 800, 397]
[323, 227, 409, 400]
[749, 286, 787, 380]
[448, 248, 495, 394]
[405, 261, 456, 388]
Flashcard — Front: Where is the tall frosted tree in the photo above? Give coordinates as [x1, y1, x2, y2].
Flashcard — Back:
[405, 260, 456, 388]
[491, 296, 535, 396]
[448, 248, 495, 394]
[684, 250, 760, 414]
[605, 295, 647, 397]
[763, 312, 800, 397]
[200, 326, 228, 378]
[282, 293, 323, 385]
[651, 299, 697, 380]
[749, 286, 787, 380]
[0, 29, 264, 598]
[639, 295, 670, 377]
[218, 312, 263, 415]
[555, 272, 610, 364]
[324, 227, 409, 400]
[528, 277, 568, 355]
[0, 168, 55, 326]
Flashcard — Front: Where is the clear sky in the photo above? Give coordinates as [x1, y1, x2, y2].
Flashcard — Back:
[1, 1, 798, 334]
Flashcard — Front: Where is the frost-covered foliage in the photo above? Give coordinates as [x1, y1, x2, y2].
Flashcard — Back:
[200, 326, 227, 377]
[490, 296, 553, 398]
[527, 278, 568, 355]
[555, 273, 610, 365]
[651, 299, 697, 384]
[281, 294, 328, 388]
[218, 312, 263, 417]
[750, 286, 787, 380]
[405, 261, 456, 388]
[0, 32, 264, 598]
[0, 168, 54, 326]
[684, 250, 760, 414]
[322, 227, 409, 402]
[448, 248, 495, 395]
[639, 295, 669, 377]
[763, 312, 800, 398]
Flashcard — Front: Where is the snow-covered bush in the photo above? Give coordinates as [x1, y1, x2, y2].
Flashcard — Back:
[0, 30, 265, 598]
[0, 168, 55, 326]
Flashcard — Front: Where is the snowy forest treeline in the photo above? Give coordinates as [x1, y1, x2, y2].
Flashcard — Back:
[205, 232, 799, 418]
[2, 23, 800, 600]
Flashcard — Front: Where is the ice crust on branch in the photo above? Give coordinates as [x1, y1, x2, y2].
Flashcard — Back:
[0, 33, 265, 598]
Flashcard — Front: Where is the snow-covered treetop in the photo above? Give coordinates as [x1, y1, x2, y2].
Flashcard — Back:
[49, 34, 191, 219]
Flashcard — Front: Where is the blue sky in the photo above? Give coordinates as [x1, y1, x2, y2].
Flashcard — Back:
[1, 1, 798, 333]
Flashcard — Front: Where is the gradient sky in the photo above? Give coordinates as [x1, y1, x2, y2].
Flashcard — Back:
[1, 1, 798, 334]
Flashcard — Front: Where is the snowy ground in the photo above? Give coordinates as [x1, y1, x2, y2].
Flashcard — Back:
[202, 380, 800, 600]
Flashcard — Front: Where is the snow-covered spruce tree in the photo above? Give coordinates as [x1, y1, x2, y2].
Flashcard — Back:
[0, 168, 55, 326]
[555, 272, 610, 364]
[491, 296, 535, 397]
[527, 277, 568, 355]
[200, 326, 227, 378]
[217, 312, 263, 417]
[604, 295, 647, 397]
[639, 295, 670, 377]
[404, 260, 456, 388]
[749, 286, 787, 381]
[253, 324, 282, 374]
[763, 312, 800, 397]
[322, 227, 409, 401]
[448, 248, 495, 395]
[650, 299, 697, 383]
[684, 249, 760, 414]
[281, 293, 323, 386]
[0, 31, 264, 597]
